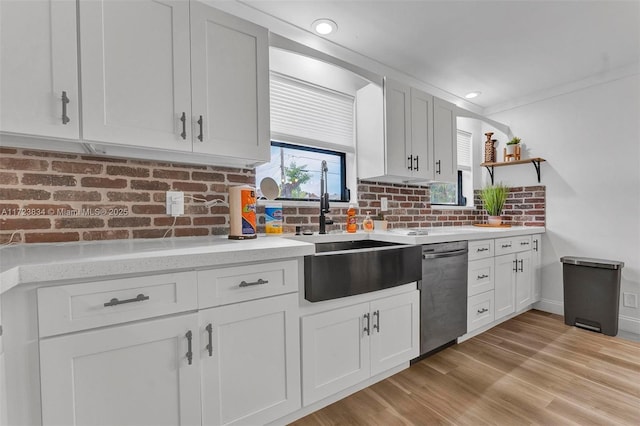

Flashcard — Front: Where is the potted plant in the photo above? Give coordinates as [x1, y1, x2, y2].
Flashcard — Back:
[372, 212, 388, 231]
[480, 183, 509, 226]
[505, 136, 521, 158]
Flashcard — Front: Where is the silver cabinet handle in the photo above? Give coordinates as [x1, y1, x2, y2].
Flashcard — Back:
[180, 112, 187, 140]
[61, 91, 70, 125]
[477, 247, 489, 252]
[363, 313, 370, 336]
[477, 274, 489, 280]
[502, 244, 512, 248]
[520, 241, 530, 246]
[197, 115, 203, 142]
[206, 323, 213, 357]
[104, 293, 149, 307]
[373, 310, 380, 333]
[239, 278, 268, 288]
[185, 330, 193, 365]
[477, 308, 489, 314]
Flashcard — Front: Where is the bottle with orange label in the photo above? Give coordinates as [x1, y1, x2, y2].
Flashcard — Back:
[363, 211, 374, 232]
[346, 203, 357, 233]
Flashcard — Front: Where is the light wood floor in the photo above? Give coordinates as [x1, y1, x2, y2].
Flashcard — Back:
[291, 310, 640, 425]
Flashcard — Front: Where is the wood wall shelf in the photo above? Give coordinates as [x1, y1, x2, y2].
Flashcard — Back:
[480, 157, 546, 184]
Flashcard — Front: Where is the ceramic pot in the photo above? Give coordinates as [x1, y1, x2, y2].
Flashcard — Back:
[506, 144, 518, 156]
[487, 215, 502, 226]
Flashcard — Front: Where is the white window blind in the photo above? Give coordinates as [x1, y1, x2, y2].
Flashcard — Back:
[270, 73, 355, 151]
[457, 129, 472, 171]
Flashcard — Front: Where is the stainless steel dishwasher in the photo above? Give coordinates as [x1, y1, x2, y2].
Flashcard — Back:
[418, 240, 468, 357]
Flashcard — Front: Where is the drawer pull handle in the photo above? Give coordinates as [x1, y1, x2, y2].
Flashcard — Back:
[186, 330, 193, 365]
[180, 112, 187, 140]
[103, 293, 149, 307]
[477, 308, 489, 314]
[477, 247, 488, 252]
[502, 244, 512, 248]
[206, 323, 213, 357]
[239, 278, 269, 288]
[373, 310, 380, 333]
[477, 274, 489, 280]
[520, 241, 530, 246]
[197, 115, 203, 142]
[61, 91, 70, 124]
[363, 312, 370, 336]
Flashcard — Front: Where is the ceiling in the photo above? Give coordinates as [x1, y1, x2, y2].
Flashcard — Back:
[241, 0, 640, 111]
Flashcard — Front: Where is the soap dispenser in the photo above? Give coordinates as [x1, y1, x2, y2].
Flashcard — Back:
[363, 211, 374, 233]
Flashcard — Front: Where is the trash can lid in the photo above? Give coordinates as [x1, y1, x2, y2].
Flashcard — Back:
[560, 256, 624, 269]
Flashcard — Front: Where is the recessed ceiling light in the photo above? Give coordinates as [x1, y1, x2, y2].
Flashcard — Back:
[312, 19, 337, 35]
[464, 91, 481, 99]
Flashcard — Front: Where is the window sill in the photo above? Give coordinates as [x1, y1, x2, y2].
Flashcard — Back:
[430, 205, 477, 211]
[257, 199, 351, 208]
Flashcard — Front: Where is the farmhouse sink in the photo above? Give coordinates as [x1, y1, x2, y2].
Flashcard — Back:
[304, 240, 422, 302]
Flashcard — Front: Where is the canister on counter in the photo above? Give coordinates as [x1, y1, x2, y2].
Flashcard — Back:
[265, 203, 283, 235]
[228, 185, 257, 239]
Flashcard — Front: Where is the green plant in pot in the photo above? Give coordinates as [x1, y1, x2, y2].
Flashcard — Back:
[480, 183, 509, 226]
[506, 136, 521, 157]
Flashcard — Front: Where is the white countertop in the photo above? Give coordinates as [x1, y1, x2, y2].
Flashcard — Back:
[0, 226, 544, 295]
[0, 236, 315, 294]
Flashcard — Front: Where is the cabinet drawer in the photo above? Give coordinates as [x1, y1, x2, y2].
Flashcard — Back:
[468, 239, 494, 260]
[37, 272, 198, 337]
[198, 260, 298, 308]
[494, 235, 532, 255]
[468, 258, 494, 297]
[467, 290, 495, 332]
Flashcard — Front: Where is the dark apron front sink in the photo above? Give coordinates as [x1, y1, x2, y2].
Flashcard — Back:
[304, 241, 422, 302]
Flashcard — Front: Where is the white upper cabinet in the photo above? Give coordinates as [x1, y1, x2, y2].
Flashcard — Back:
[77, 0, 269, 161]
[79, 0, 192, 150]
[0, 0, 80, 139]
[356, 79, 456, 183]
[190, 2, 270, 162]
[433, 97, 457, 183]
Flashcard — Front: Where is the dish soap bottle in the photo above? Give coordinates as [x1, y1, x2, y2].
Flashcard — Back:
[346, 203, 357, 233]
[363, 211, 374, 233]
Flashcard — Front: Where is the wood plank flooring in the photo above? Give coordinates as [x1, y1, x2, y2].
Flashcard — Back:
[291, 310, 640, 425]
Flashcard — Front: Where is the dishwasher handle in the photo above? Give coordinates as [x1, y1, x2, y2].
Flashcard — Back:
[422, 248, 468, 260]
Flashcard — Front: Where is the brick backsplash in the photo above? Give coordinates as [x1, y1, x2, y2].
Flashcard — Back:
[0, 147, 545, 244]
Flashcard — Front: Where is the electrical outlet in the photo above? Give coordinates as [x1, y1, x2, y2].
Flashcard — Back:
[623, 292, 638, 309]
[166, 191, 184, 216]
[381, 197, 388, 212]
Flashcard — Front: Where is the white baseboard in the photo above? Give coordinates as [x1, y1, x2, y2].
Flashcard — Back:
[534, 299, 640, 334]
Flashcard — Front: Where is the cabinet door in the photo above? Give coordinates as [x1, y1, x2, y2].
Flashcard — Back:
[494, 253, 516, 321]
[190, 2, 269, 162]
[0, 0, 79, 139]
[384, 78, 412, 177]
[433, 97, 457, 182]
[370, 291, 420, 376]
[39, 313, 202, 426]
[410, 88, 435, 180]
[301, 302, 370, 406]
[200, 293, 300, 425]
[532, 234, 542, 303]
[515, 250, 533, 312]
[79, 0, 192, 150]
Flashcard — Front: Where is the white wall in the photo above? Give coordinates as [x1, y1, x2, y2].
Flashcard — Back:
[487, 74, 640, 333]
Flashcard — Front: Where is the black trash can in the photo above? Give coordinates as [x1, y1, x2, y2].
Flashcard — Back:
[560, 256, 624, 336]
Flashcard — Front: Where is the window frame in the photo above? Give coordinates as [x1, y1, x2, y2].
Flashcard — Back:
[258, 141, 349, 203]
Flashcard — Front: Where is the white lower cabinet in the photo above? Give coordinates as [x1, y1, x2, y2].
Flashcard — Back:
[199, 293, 300, 426]
[532, 234, 542, 303]
[40, 313, 203, 426]
[494, 239, 534, 321]
[301, 290, 419, 406]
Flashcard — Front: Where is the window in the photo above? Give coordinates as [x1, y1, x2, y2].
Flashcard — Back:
[256, 142, 348, 202]
[256, 72, 354, 202]
[430, 130, 472, 206]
